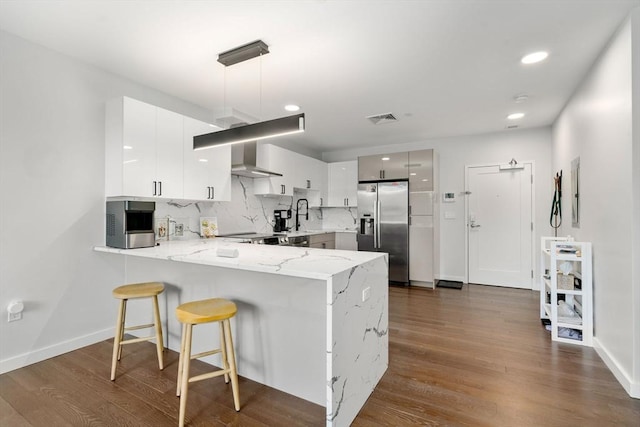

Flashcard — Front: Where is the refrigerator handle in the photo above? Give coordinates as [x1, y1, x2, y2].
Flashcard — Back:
[376, 200, 381, 248]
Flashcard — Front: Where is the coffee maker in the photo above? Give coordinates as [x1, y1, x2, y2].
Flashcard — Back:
[273, 209, 291, 233]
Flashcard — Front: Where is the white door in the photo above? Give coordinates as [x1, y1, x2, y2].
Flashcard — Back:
[467, 163, 533, 288]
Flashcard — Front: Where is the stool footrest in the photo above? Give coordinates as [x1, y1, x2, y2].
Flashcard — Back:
[188, 369, 231, 384]
[124, 323, 154, 331]
[191, 348, 222, 360]
[121, 335, 155, 345]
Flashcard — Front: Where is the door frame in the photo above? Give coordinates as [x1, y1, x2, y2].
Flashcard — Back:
[464, 160, 536, 288]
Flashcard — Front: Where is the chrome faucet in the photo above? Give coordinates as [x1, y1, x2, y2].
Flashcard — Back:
[295, 199, 309, 231]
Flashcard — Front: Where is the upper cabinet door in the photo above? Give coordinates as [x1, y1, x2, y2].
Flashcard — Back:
[182, 117, 231, 201]
[358, 152, 408, 181]
[121, 97, 157, 197]
[155, 107, 184, 199]
[254, 144, 295, 196]
[358, 155, 382, 181]
[408, 149, 433, 192]
[381, 151, 409, 180]
[328, 161, 358, 207]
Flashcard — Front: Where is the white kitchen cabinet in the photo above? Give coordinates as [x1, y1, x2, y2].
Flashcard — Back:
[182, 117, 231, 201]
[540, 238, 593, 346]
[358, 152, 408, 181]
[327, 161, 358, 207]
[106, 96, 231, 202]
[408, 149, 437, 288]
[297, 155, 327, 192]
[254, 144, 296, 196]
[309, 232, 335, 249]
[335, 232, 357, 250]
[106, 97, 183, 199]
[254, 144, 327, 198]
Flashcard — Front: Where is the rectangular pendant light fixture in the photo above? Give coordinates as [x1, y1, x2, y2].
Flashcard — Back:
[194, 113, 305, 150]
[218, 40, 269, 67]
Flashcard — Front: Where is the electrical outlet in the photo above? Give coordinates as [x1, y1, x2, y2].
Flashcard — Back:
[175, 224, 184, 237]
[362, 287, 371, 302]
[8, 312, 21, 322]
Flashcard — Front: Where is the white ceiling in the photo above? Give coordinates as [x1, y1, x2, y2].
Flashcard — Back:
[1, 0, 638, 155]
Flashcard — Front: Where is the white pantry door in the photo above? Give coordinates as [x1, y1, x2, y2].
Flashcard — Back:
[467, 163, 533, 288]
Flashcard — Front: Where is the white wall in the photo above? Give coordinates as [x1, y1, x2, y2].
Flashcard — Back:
[551, 11, 639, 397]
[0, 30, 218, 372]
[323, 127, 552, 284]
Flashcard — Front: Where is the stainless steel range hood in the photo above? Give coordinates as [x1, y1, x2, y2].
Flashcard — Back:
[231, 141, 282, 178]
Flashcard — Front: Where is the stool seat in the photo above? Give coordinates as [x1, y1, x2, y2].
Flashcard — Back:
[176, 298, 237, 324]
[113, 282, 164, 299]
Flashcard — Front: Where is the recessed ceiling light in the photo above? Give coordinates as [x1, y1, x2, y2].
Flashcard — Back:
[284, 104, 300, 112]
[381, 157, 390, 161]
[410, 173, 417, 176]
[421, 179, 429, 182]
[507, 113, 525, 120]
[521, 51, 548, 64]
[199, 158, 208, 162]
[123, 145, 133, 150]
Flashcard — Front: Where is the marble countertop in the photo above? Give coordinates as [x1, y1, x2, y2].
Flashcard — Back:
[95, 239, 383, 280]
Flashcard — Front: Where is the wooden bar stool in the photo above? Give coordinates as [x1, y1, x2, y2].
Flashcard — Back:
[175, 298, 240, 427]
[110, 282, 165, 381]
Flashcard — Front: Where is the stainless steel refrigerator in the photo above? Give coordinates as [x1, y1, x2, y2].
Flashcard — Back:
[357, 181, 409, 283]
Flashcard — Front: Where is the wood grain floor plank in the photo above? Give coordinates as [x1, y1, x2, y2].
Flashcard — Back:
[1, 284, 638, 426]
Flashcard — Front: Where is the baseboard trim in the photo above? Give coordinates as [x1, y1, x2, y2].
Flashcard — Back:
[593, 337, 639, 399]
[0, 327, 113, 375]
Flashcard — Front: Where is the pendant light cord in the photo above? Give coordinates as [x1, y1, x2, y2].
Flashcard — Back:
[259, 52, 263, 120]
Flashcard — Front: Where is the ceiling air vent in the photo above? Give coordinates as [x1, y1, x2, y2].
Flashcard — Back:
[367, 112, 398, 125]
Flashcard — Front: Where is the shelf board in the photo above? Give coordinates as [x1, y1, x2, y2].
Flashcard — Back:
[556, 288, 582, 295]
[557, 321, 583, 329]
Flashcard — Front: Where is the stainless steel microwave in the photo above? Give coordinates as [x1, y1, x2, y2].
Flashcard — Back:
[106, 201, 155, 249]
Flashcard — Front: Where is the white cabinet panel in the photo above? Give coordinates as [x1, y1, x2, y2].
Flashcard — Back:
[409, 215, 434, 283]
[254, 144, 327, 197]
[182, 117, 231, 201]
[327, 161, 358, 207]
[120, 97, 157, 197]
[409, 191, 434, 216]
[335, 232, 357, 251]
[254, 144, 296, 196]
[155, 107, 184, 199]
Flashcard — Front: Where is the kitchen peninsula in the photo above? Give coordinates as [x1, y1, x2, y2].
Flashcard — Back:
[95, 239, 388, 427]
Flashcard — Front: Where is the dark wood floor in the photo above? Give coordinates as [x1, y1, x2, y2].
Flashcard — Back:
[1, 284, 639, 426]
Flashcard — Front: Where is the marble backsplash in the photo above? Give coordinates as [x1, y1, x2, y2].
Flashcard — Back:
[154, 176, 357, 240]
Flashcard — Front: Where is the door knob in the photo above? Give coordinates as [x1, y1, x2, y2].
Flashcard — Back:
[470, 221, 481, 228]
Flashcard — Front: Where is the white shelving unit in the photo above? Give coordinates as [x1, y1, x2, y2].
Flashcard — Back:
[540, 237, 593, 346]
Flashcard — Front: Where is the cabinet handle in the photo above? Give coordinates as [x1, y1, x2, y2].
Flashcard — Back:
[281, 184, 285, 195]
[306, 179, 311, 189]
[207, 186, 211, 199]
[346, 198, 349, 206]
[211, 186, 215, 200]
[409, 205, 412, 215]
[153, 181, 157, 196]
[320, 197, 323, 206]
[158, 181, 162, 196]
